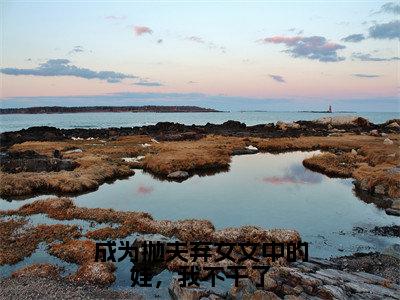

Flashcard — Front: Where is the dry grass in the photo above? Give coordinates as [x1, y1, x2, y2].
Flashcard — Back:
[0, 197, 302, 285]
[1, 197, 301, 244]
[0, 218, 81, 265]
[303, 153, 365, 178]
[0, 155, 133, 198]
[141, 135, 247, 174]
[49, 239, 97, 264]
[2, 133, 399, 198]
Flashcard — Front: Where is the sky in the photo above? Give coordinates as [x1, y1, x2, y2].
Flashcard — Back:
[0, 0, 399, 111]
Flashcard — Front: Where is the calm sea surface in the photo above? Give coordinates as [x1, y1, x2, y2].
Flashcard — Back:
[0, 111, 398, 132]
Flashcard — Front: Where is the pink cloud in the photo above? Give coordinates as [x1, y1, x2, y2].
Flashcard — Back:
[134, 26, 153, 36]
[137, 185, 154, 194]
[258, 35, 345, 62]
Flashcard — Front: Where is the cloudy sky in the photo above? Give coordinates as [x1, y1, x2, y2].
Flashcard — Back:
[0, 1, 399, 111]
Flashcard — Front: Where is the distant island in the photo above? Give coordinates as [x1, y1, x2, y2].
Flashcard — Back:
[0, 106, 221, 114]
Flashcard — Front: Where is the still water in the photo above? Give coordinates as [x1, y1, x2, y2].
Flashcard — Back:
[1, 151, 398, 261]
[1, 111, 398, 132]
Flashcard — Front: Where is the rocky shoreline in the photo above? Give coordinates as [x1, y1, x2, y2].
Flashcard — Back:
[1, 116, 398, 149]
[1, 248, 399, 300]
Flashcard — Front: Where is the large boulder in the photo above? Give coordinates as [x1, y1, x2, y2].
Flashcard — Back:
[315, 116, 369, 127]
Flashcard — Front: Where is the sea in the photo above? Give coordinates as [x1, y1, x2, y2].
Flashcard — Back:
[0, 111, 398, 133]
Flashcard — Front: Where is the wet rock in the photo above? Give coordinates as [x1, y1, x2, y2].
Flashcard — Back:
[167, 171, 190, 179]
[386, 208, 400, 216]
[383, 138, 394, 145]
[358, 225, 400, 237]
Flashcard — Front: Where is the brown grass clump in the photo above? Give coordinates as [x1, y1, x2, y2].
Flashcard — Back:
[1, 136, 154, 198]
[69, 262, 116, 286]
[11, 264, 61, 279]
[0, 155, 134, 198]
[2, 197, 152, 224]
[141, 135, 247, 175]
[303, 153, 365, 178]
[48, 238, 117, 286]
[1, 197, 303, 286]
[0, 218, 81, 265]
[49, 240, 97, 264]
[2, 198, 301, 245]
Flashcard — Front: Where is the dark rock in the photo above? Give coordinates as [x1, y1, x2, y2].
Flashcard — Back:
[370, 225, 400, 237]
[386, 208, 400, 216]
[0, 150, 78, 173]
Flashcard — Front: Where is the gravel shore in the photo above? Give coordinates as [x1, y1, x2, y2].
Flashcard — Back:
[0, 276, 142, 300]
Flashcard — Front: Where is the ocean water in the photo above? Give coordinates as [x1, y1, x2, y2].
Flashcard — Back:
[0, 111, 398, 132]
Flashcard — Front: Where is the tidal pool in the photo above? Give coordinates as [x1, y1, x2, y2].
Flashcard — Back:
[68, 151, 398, 258]
[1, 151, 399, 294]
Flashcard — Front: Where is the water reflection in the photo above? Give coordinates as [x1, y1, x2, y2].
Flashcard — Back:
[137, 185, 154, 195]
[261, 163, 323, 185]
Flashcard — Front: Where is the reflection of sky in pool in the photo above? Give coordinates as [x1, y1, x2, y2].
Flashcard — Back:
[1, 151, 399, 260]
